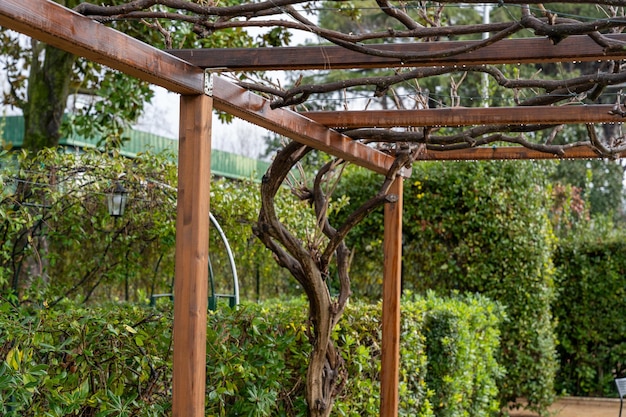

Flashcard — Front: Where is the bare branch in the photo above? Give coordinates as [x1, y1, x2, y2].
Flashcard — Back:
[375, 0, 422, 30]
[76, 0, 310, 19]
[344, 124, 598, 156]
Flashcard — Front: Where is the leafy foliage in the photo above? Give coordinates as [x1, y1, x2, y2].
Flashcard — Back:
[403, 162, 558, 414]
[204, 175, 319, 302]
[0, 0, 288, 152]
[337, 160, 558, 413]
[203, 300, 309, 417]
[0, 148, 178, 304]
[0, 148, 309, 305]
[547, 182, 589, 236]
[1, 23, 155, 151]
[0, 300, 172, 417]
[553, 224, 626, 397]
[0, 294, 502, 417]
[64, 70, 155, 150]
[549, 159, 625, 224]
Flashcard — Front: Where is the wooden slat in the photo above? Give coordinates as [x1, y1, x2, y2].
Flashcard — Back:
[173, 94, 212, 417]
[381, 177, 403, 417]
[0, 0, 204, 95]
[168, 34, 626, 71]
[303, 105, 624, 128]
[211, 76, 396, 175]
[416, 146, 623, 160]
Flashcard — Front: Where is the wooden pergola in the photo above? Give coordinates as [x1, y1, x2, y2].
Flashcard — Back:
[1, 1, 624, 416]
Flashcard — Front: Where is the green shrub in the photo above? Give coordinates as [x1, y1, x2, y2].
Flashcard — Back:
[553, 230, 626, 396]
[204, 299, 310, 416]
[420, 293, 503, 417]
[0, 294, 502, 416]
[0, 300, 173, 416]
[406, 161, 557, 414]
[338, 161, 558, 413]
[211, 294, 503, 417]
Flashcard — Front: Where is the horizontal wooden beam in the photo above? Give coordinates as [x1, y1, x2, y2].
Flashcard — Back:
[0, 0, 204, 95]
[210, 76, 395, 175]
[167, 34, 626, 71]
[417, 146, 621, 161]
[302, 105, 625, 128]
[5, 0, 620, 165]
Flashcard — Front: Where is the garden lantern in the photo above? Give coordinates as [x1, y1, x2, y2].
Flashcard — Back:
[107, 182, 128, 217]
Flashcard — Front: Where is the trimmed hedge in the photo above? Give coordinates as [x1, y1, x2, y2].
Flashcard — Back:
[0, 294, 502, 416]
[405, 161, 558, 414]
[336, 292, 503, 417]
[338, 161, 558, 414]
[553, 234, 626, 397]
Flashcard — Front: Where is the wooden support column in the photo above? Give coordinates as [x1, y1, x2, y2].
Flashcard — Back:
[381, 176, 404, 417]
[173, 93, 213, 417]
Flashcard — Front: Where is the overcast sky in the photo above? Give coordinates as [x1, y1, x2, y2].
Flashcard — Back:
[134, 86, 269, 160]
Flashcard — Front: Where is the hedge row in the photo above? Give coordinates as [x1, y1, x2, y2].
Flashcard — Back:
[404, 161, 558, 413]
[0, 293, 502, 416]
[339, 161, 558, 413]
[553, 234, 626, 397]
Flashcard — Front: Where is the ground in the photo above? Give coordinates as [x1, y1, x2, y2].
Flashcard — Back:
[508, 397, 621, 417]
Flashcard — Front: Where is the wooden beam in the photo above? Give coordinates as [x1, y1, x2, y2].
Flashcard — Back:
[210, 75, 396, 175]
[0, 0, 204, 95]
[168, 34, 626, 71]
[302, 105, 625, 129]
[416, 146, 624, 160]
[173, 94, 212, 417]
[381, 177, 403, 417]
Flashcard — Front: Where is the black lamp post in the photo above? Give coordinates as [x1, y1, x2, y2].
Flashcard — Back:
[107, 182, 128, 218]
[107, 181, 129, 300]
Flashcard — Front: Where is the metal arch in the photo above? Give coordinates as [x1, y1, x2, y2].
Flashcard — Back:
[147, 179, 239, 308]
[209, 211, 239, 306]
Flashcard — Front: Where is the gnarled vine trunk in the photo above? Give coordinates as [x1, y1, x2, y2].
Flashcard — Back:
[254, 141, 414, 416]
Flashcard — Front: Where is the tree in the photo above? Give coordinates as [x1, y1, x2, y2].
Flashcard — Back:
[1, 10, 154, 151]
[1, 0, 275, 152]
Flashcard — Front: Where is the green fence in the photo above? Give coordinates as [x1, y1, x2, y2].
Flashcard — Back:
[1, 115, 269, 181]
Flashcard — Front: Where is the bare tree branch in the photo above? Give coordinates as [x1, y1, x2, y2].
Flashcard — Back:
[375, 0, 422, 30]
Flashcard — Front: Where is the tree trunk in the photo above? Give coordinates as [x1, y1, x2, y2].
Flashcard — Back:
[23, 41, 76, 151]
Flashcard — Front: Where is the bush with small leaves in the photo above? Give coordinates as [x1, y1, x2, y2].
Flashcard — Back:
[337, 161, 557, 414]
[553, 223, 626, 397]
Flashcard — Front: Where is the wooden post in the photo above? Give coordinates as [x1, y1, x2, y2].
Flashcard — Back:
[173, 93, 213, 417]
[380, 176, 404, 417]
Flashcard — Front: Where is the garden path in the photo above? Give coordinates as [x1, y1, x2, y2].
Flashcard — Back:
[508, 397, 620, 417]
